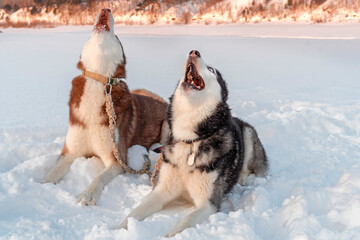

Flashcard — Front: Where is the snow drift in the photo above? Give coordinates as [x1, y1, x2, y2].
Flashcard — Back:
[0, 25, 360, 239]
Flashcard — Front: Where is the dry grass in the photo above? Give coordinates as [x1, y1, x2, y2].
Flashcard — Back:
[1, 0, 360, 27]
[0, 20, 55, 28]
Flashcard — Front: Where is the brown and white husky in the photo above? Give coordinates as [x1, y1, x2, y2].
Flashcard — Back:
[43, 9, 168, 206]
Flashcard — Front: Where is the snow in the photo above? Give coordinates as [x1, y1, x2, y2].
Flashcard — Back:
[0, 24, 360, 239]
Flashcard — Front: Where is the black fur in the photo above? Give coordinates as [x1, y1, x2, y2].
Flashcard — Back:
[213, 68, 228, 102]
[164, 66, 267, 211]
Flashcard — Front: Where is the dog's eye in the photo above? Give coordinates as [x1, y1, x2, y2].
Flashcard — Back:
[208, 67, 215, 74]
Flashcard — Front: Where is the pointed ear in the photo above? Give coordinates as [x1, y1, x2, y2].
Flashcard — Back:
[215, 70, 228, 102]
[112, 64, 126, 78]
[116, 35, 127, 65]
[77, 61, 84, 70]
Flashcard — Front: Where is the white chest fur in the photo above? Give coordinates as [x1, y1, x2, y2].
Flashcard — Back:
[171, 86, 221, 142]
[66, 77, 116, 159]
[165, 141, 201, 169]
[171, 97, 216, 141]
[77, 77, 106, 125]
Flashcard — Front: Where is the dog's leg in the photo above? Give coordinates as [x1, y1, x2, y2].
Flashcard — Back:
[118, 188, 175, 229]
[166, 171, 218, 237]
[77, 159, 123, 206]
[250, 132, 268, 178]
[239, 127, 254, 186]
[43, 143, 76, 184]
[76, 125, 128, 205]
[167, 201, 216, 237]
[43, 126, 88, 184]
[118, 164, 181, 229]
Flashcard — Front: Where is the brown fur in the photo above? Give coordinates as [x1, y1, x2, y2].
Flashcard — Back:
[99, 104, 109, 126]
[76, 57, 167, 163]
[84, 153, 99, 159]
[61, 143, 69, 156]
[99, 81, 132, 127]
[98, 79, 168, 162]
[128, 93, 168, 148]
[132, 89, 167, 104]
[77, 61, 85, 72]
[113, 64, 126, 79]
[70, 62, 168, 158]
[69, 75, 86, 128]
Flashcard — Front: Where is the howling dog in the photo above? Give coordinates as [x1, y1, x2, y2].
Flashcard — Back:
[119, 50, 268, 236]
[43, 9, 167, 205]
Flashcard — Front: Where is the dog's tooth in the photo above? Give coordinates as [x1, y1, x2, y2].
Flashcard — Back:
[187, 72, 192, 80]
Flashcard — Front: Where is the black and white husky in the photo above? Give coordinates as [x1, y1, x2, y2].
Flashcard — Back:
[119, 50, 268, 236]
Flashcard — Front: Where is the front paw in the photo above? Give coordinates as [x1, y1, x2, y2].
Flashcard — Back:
[116, 219, 128, 230]
[166, 231, 178, 238]
[166, 228, 181, 238]
[77, 191, 99, 206]
[41, 175, 60, 184]
[239, 174, 248, 186]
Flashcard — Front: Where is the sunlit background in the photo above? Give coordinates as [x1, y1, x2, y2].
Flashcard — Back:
[1, 0, 360, 27]
[1, 1, 360, 239]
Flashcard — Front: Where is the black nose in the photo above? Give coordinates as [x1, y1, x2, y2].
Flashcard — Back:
[189, 50, 201, 58]
[102, 8, 111, 13]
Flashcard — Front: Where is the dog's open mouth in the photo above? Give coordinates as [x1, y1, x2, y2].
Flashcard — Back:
[95, 11, 110, 32]
[183, 63, 205, 90]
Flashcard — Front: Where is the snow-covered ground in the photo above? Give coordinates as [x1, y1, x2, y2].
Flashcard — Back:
[0, 24, 359, 239]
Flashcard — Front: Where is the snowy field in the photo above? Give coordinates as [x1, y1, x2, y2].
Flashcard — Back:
[0, 24, 360, 239]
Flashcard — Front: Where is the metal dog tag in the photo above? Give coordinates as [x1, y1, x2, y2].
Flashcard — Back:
[188, 153, 195, 166]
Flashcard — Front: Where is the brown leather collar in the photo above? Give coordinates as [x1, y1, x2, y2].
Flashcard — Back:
[82, 69, 126, 85]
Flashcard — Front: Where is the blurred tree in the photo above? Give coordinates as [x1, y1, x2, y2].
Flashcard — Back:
[13, 3, 20, 11]
[3, 3, 12, 12]
[136, 0, 158, 11]
[86, 0, 95, 7]
[71, 0, 82, 5]
[34, 0, 44, 5]
[30, 5, 39, 14]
